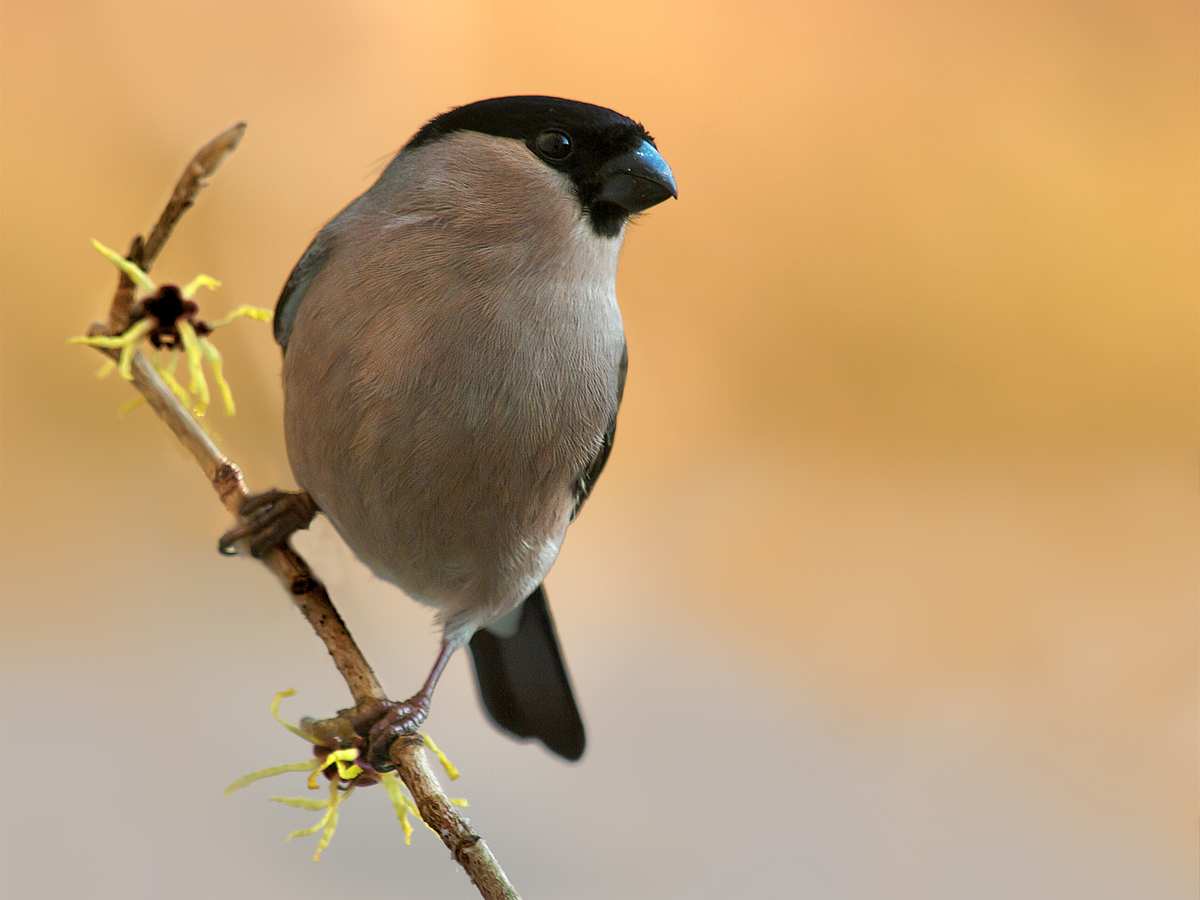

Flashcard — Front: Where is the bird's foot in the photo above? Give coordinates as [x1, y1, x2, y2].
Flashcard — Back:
[352, 696, 432, 772]
[218, 489, 318, 557]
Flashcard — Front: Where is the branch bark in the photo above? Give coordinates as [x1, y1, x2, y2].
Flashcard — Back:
[85, 124, 520, 900]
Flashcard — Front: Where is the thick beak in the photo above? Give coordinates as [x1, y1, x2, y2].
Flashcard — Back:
[595, 140, 678, 213]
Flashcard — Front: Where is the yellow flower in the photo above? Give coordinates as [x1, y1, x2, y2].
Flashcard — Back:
[225, 690, 466, 861]
[71, 240, 272, 416]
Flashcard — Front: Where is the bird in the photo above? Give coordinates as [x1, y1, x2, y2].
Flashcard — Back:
[219, 96, 676, 767]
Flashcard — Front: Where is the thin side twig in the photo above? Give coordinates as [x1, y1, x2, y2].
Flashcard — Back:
[84, 124, 520, 900]
[141, 122, 245, 270]
[108, 122, 245, 333]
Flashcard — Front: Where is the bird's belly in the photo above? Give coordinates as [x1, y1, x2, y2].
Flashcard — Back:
[284, 305, 621, 631]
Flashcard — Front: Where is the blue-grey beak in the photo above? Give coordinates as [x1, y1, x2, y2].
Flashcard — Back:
[595, 140, 678, 213]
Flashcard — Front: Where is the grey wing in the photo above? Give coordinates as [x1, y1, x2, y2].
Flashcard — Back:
[273, 230, 333, 352]
[571, 343, 628, 520]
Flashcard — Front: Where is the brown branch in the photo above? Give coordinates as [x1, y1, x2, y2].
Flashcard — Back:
[393, 735, 519, 900]
[141, 122, 245, 270]
[107, 123, 245, 334]
[84, 125, 521, 900]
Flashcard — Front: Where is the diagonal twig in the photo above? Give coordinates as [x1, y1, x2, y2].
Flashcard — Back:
[82, 123, 520, 900]
[107, 123, 245, 334]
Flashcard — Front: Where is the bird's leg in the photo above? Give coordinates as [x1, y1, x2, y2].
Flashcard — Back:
[352, 639, 459, 771]
[217, 489, 319, 557]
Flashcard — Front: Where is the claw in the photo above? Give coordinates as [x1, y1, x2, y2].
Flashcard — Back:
[348, 641, 456, 770]
[352, 698, 431, 772]
[219, 489, 319, 557]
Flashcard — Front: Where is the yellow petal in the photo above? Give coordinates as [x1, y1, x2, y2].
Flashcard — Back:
[153, 354, 192, 408]
[224, 759, 321, 797]
[270, 795, 331, 812]
[180, 274, 221, 299]
[319, 748, 363, 783]
[176, 320, 209, 415]
[92, 239, 155, 292]
[313, 784, 351, 861]
[380, 772, 417, 845]
[70, 317, 156, 380]
[198, 336, 235, 415]
[113, 319, 156, 379]
[421, 733, 460, 780]
[270, 689, 319, 743]
[208, 304, 273, 328]
[284, 808, 332, 841]
[70, 335, 125, 347]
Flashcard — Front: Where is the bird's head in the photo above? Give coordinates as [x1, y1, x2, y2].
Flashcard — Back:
[405, 95, 677, 238]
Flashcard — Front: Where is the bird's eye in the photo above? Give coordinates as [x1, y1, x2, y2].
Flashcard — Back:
[534, 130, 572, 161]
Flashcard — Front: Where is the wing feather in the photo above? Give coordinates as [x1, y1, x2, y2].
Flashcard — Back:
[571, 343, 627, 519]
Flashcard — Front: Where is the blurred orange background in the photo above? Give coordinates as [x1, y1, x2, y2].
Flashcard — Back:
[2, 1, 1195, 897]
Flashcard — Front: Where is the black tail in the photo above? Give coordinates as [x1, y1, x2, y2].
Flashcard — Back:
[467, 584, 585, 761]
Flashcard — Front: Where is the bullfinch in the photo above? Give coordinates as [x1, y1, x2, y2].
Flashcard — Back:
[221, 96, 676, 766]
